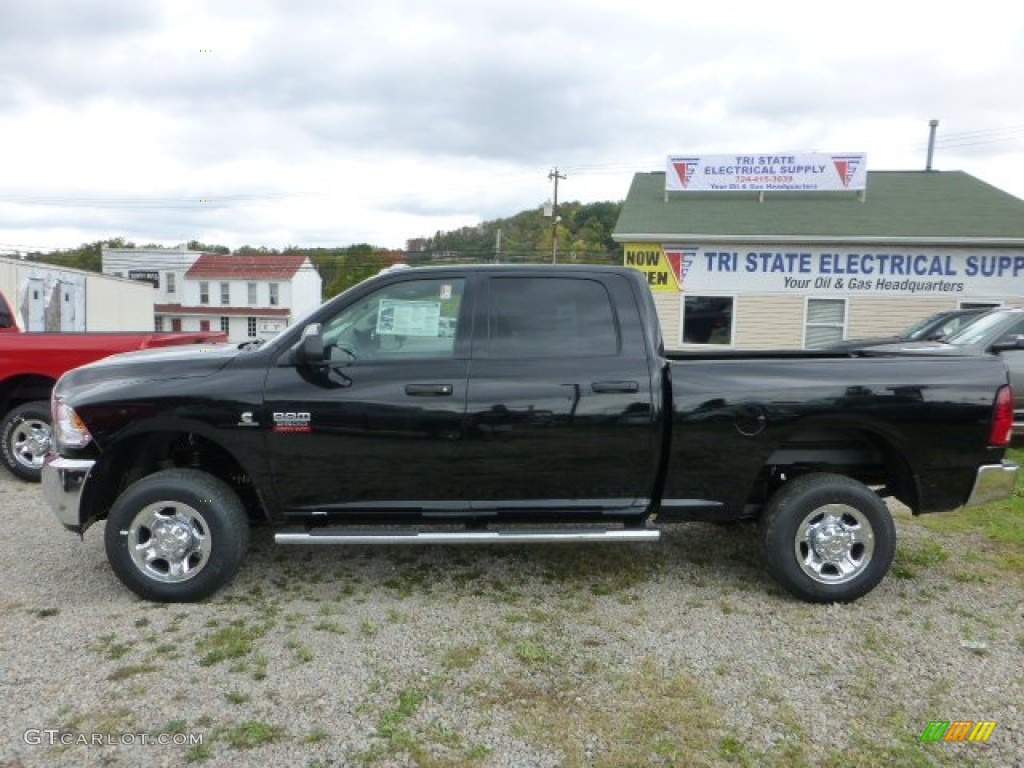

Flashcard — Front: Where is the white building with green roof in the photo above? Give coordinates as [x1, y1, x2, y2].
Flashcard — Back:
[613, 170, 1024, 348]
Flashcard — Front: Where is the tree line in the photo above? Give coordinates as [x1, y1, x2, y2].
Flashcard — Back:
[20, 200, 623, 297]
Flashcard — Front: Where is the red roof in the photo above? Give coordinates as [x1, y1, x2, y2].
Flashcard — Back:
[155, 304, 291, 317]
[185, 253, 308, 280]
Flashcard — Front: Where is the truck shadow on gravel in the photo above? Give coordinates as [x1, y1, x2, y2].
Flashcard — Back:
[231, 521, 775, 604]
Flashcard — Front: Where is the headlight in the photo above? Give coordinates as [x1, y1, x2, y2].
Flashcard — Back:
[53, 398, 92, 450]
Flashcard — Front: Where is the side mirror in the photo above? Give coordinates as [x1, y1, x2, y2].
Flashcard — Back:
[990, 334, 1024, 353]
[295, 323, 325, 365]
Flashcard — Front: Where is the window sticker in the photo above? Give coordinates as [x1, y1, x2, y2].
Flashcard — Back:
[377, 299, 442, 337]
[440, 284, 453, 300]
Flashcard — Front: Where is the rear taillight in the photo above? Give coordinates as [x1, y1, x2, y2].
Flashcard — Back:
[990, 385, 1014, 446]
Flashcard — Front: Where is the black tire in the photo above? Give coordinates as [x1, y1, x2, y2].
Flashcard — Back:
[104, 469, 250, 602]
[0, 400, 52, 482]
[759, 473, 896, 603]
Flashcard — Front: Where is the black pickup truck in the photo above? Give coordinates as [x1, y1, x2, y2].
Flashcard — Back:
[42, 265, 1018, 604]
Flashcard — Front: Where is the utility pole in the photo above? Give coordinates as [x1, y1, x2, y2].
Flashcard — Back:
[548, 167, 566, 263]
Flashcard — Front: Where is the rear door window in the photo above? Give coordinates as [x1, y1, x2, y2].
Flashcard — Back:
[487, 277, 619, 358]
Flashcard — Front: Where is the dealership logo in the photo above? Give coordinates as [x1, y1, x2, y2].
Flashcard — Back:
[670, 158, 700, 189]
[832, 155, 863, 188]
[663, 248, 697, 288]
[920, 720, 997, 743]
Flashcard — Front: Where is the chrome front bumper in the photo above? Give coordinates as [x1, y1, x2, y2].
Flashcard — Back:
[41, 456, 95, 532]
[964, 461, 1019, 508]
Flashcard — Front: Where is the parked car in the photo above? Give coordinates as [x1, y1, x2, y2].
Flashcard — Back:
[850, 307, 1024, 435]
[43, 265, 1017, 604]
[826, 307, 989, 351]
[0, 290, 228, 481]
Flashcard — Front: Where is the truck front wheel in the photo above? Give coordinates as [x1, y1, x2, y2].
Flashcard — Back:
[759, 473, 896, 603]
[0, 400, 52, 482]
[104, 469, 250, 602]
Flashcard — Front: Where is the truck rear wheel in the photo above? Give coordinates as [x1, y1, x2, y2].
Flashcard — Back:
[0, 400, 52, 482]
[104, 469, 249, 602]
[759, 473, 895, 603]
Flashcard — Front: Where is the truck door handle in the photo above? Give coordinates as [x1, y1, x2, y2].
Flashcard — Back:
[405, 383, 454, 397]
[591, 380, 639, 394]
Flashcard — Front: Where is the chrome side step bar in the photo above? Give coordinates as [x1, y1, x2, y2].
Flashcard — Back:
[275, 527, 661, 545]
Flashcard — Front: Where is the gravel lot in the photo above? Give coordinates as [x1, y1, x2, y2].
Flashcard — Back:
[1, 471, 1021, 768]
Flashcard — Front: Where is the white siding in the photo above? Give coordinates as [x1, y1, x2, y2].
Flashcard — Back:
[651, 291, 680, 347]
[0, 256, 154, 331]
[846, 298, 954, 341]
[735, 295, 806, 348]
[291, 258, 323, 317]
[85, 278, 155, 331]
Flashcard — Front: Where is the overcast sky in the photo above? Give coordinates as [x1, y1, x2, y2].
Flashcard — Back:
[2, 0, 1023, 254]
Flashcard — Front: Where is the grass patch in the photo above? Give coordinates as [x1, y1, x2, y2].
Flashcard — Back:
[222, 720, 285, 749]
[185, 742, 213, 762]
[92, 633, 133, 661]
[287, 638, 314, 663]
[892, 539, 950, 579]
[107, 663, 157, 681]
[909, 446, 1024, 574]
[356, 688, 430, 762]
[198, 620, 268, 667]
[514, 638, 554, 667]
[442, 644, 483, 670]
[482, 656, 722, 767]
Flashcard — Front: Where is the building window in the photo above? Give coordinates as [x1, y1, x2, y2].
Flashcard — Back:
[199, 282, 209, 305]
[805, 298, 846, 348]
[220, 317, 230, 334]
[269, 283, 279, 306]
[166, 272, 176, 294]
[220, 282, 230, 305]
[681, 296, 733, 345]
[247, 317, 258, 337]
[248, 282, 257, 304]
[171, 318, 182, 332]
[154, 316, 164, 331]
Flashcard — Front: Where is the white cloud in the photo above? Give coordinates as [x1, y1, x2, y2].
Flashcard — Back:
[1, 0, 1022, 253]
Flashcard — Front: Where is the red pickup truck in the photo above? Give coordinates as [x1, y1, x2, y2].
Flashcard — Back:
[0, 291, 227, 480]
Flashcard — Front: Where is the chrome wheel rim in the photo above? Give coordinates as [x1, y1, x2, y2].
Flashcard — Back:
[127, 502, 212, 583]
[794, 503, 875, 584]
[10, 418, 50, 470]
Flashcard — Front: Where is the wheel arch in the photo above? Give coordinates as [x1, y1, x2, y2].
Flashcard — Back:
[0, 374, 56, 416]
[82, 430, 271, 530]
[757, 420, 920, 514]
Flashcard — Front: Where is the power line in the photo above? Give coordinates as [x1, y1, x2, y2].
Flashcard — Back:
[911, 122, 1024, 150]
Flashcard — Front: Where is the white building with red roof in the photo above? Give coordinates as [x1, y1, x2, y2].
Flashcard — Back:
[101, 245, 322, 342]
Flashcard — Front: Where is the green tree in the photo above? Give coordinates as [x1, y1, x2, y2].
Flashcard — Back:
[187, 240, 230, 254]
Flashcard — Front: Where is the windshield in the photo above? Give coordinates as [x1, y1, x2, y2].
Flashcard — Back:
[943, 311, 1015, 346]
[901, 314, 942, 339]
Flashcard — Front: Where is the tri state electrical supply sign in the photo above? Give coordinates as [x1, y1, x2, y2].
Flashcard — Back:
[624, 245, 1024, 298]
[666, 153, 867, 192]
